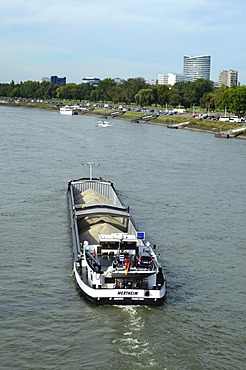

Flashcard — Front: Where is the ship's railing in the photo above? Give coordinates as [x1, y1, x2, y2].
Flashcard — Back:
[85, 250, 102, 273]
[67, 188, 81, 258]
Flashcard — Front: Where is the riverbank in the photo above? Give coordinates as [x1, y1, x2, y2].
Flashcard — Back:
[1, 100, 246, 139]
[85, 107, 246, 139]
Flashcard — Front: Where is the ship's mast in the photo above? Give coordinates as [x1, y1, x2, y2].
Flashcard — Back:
[82, 162, 100, 180]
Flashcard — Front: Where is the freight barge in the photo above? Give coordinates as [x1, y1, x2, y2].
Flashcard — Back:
[67, 177, 166, 305]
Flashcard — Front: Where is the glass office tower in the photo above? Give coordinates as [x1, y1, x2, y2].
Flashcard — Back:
[183, 55, 211, 81]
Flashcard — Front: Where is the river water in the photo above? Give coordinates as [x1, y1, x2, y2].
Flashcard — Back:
[0, 106, 245, 370]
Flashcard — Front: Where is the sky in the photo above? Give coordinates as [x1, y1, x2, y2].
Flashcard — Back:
[1, 0, 246, 84]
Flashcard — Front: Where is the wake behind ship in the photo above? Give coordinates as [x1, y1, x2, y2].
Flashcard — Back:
[67, 177, 166, 305]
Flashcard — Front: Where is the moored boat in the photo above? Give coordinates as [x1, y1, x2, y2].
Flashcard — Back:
[60, 106, 78, 115]
[167, 121, 190, 129]
[67, 177, 166, 305]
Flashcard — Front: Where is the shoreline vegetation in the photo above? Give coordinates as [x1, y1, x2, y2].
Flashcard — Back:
[1, 99, 246, 139]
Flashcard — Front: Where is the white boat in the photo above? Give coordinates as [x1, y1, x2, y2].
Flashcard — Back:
[60, 106, 78, 115]
[97, 120, 111, 127]
[67, 177, 166, 305]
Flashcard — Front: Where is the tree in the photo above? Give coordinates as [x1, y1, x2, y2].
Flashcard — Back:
[109, 86, 123, 103]
[76, 84, 94, 101]
[38, 81, 57, 99]
[121, 78, 147, 103]
[174, 79, 214, 108]
[168, 87, 181, 107]
[174, 81, 194, 107]
[152, 85, 170, 107]
[200, 92, 217, 111]
[194, 78, 214, 101]
[135, 88, 154, 106]
[56, 83, 79, 99]
[9, 85, 21, 98]
[95, 78, 117, 102]
[18, 80, 39, 98]
[228, 86, 246, 115]
[215, 86, 230, 113]
[0, 83, 12, 97]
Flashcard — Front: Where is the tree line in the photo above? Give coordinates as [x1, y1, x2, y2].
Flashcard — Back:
[1, 78, 246, 115]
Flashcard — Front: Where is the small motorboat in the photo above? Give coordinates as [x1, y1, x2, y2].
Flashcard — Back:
[97, 120, 111, 127]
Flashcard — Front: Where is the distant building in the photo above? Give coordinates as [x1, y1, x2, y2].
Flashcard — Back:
[40, 77, 50, 83]
[183, 55, 211, 81]
[146, 79, 157, 85]
[218, 70, 238, 87]
[81, 77, 100, 86]
[157, 74, 168, 85]
[167, 73, 192, 85]
[50, 76, 66, 85]
[113, 77, 126, 85]
[157, 73, 191, 85]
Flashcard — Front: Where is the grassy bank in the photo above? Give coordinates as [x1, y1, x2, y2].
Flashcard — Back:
[92, 108, 246, 138]
[2, 101, 246, 138]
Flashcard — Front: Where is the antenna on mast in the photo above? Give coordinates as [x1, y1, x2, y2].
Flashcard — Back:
[81, 162, 100, 180]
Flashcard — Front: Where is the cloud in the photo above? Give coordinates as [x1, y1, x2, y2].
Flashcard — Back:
[0, 0, 246, 83]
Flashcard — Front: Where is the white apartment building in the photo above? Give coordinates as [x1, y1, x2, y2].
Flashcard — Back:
[167, 73, 192, 85]
[218, 70, 238, 87]
[157, 74, 168, 85]
[157, 73, 191, 85]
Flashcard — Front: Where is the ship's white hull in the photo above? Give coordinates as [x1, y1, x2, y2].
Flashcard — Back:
[74, 265, 166, 305]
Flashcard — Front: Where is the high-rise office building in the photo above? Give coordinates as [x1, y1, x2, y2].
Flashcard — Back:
[183, 55, 211, 81]
[218, 70, 238, 87]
